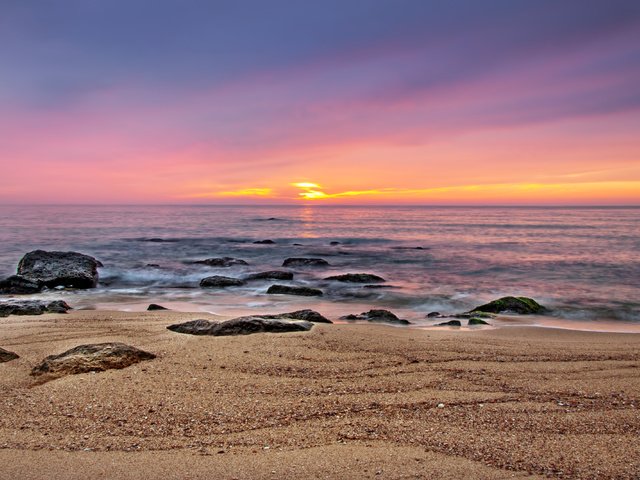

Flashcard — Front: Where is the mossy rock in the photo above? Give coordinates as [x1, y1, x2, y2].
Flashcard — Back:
[471, 296, 545, 315]
[468, 318, 490, 325]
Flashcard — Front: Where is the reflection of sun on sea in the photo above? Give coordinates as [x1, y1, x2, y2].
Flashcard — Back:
[300, 205, 317, 238]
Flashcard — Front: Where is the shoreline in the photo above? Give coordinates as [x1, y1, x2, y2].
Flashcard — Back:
[1, 310, 639, 479]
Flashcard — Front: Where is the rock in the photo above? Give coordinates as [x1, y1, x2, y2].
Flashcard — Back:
[0, 300, 71, 317]
[330, 241, 341, 246]
[454, 311, 496, 319]
[146, 263, 160, 268]
[340, 309, 410, 325]
[0, 275, 42, 294]
[200, 276, 245, 288]
[17, 250, 102, 289]
[253, 239, 276, 244]
[246, 309, 332, 324]
[436, 320, 462, 327]
[426, 312, 441, 318]
[471, 296, 545, 314]
[363, 285, 400, 289]
[282, 258, 329, 267]
[139, 238, 177, 243]
[30, 343, 155, 379]
[324, 273, 385, 283]
[147, 303, 169, 311]
[468, 318, 490, 325]
[192, 257, 248, 267]
[0, 347, 19, 363]
[266, 285, 323, 296]
[244, 271, 294, 281]
[167, 317, 313, 336]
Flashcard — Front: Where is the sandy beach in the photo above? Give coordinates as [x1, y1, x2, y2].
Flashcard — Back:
[0, 311, 638, 479]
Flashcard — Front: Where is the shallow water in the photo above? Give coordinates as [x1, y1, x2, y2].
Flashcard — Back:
[0, 205, 638, 331]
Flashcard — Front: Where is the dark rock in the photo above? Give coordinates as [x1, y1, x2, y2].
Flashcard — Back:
[292, 243, 304, 246]
[426, 312, 441, 318]
[146, 264, 160, 268]
[392, 246, 428, 250]
[282, 258, 329, 267]
[30, 342, 155, 379]
[167, 317, 313, 336]
[454, 311, 496, 319]
[330, 241, 341, 246]
[436, 320, 462, 327]
[46, 300, 73, 314]
[192, 257, 248, 267]
[324, 273, 385, 283]
[147, 303, 169, 311]
[363, 284, 400, 289]
[471, 296, 545, 315]
[340, 309, 410, 325]
[144, 238, 177, 242]
[17, 250, 102, 289]
[0, 347, 19, 363]
[246, 309, 332, 324]
[0, 275, 42, 294]
[468, 318, 490, 325]
[0, 300, 72, 317]
[253, 239, 276, 244]
[266, 285, 323, 296]
[200, 276, 245, 288]
[244, 271, 294, 281]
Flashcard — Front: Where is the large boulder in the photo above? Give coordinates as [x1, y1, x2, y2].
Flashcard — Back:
[282, 258, 329, 267]
[244, 309, 331, 324]
[31, 343, 155, 379]
[340, 309, 410, 325]
[200, 276, 245, 288]
[167, 317, 313, 336]
[324, 273, 385, 283]
[471, 296, 545, 315]
[0, 347, 19, 363]
[266, 284, 323, 296]
[0, 300, 71, 317]
[192, 257, 248, 267]
[435, 320, 462, 327]
[0, 275, 42, 294]
[244, 271, 294, 281]
[17, 250, 102, 289]
[147, 303, 169, 311]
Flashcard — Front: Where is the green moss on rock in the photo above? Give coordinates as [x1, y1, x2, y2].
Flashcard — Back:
[471, 296, 545, 315]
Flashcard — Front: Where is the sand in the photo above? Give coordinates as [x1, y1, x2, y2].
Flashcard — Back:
[1, 310, 639, 479]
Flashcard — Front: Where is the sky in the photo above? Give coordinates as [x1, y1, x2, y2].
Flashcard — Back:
[0, 0, 639, 205]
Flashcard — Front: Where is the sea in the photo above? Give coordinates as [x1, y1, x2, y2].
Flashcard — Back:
[1, 205, 639, 332]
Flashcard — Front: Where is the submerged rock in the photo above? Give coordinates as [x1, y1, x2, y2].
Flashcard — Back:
[245, 309, 332, 324]
[0, 275, 42, 294]
[266, 285, 323, 296]
[454, 311, 496, 319]
[436, 320, 462, 327]
[0, 300, 71, 317]
[340, 309, 410, 325]
[167, 317, 313, 336]
[282, 258, 330, 267]
[253, 239, 276, 244]
[324, 273, 385, 283]
[426, 312, 442, 318]
[0, 347, 19, 363]
[468, 318, 490, 325]
[471, 296, 545, 315]
[147, 303, 169, 311]
[363, 284, 400, 289]
[200, 276, 245, 288]
[193, 257, 248, 267]
[244, 271, 294, 281]
[31, 342, 155, 379]
[17, 250, 103, 289]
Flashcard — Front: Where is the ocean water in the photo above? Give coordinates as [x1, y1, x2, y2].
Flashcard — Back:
[0, 205, 639, 331]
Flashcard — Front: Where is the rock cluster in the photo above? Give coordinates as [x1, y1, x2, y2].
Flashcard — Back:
[341, 309, 410, 325]
[266, 285, 323, 296]
[0, 300, 71, 317]
[168, 317, 314, 336]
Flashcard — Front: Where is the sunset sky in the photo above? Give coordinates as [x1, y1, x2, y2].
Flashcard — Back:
[1, 0, 639, 205]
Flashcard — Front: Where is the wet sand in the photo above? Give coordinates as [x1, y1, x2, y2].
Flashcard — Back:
[1, 310, 639, 479]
